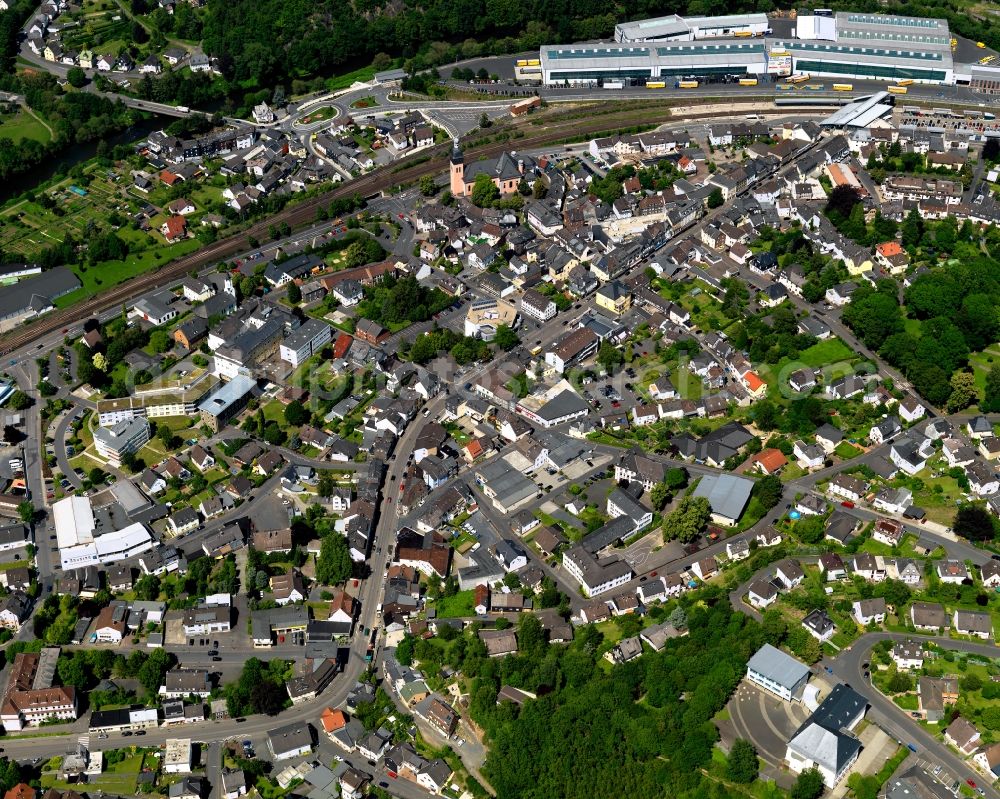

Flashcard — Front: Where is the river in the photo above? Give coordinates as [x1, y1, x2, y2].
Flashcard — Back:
[0, 114, 171, 205]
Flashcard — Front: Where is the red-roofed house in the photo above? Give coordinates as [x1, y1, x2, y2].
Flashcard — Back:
[320, 707, 347, 735]
[875, 240, 909, 273]
[5, 785, 36, 799]
[474, 584, 489, 614]
[161, 215, 188, 243]
[463, 439, 485, 463]
[742, 371, 767, 399]
[332, 333, 353, 359]
[160, 169, 183, 185]
[751, 448, 788, 475]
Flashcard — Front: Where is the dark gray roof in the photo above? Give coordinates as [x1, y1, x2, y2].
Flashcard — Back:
[801, 683, 866, 735]
[0, 266, 80, 319]
[581, 516, 633, 554]
[534, 389, 590, 423]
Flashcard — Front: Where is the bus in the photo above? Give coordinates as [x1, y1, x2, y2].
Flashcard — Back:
[896, 79, 914, 87]
[677, 80, 699, 89]
[646, 81, 666, 89]
[734, 30, 753, 37]
[786, 73, 809, 84]
[832, 83, 853, 91]
[738, 77, 759, 86]
[776, 84, 795, 91]
[516, 58, 541, 67]
[887, 85, 908, 95]
[805, 83, 825, 91]
[603, 79, 624, 89]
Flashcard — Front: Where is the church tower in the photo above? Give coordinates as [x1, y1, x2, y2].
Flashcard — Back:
[449, 137, 465, 196]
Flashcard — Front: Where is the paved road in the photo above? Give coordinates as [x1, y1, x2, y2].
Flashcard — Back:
[829, 632, 1000, 799]
[0, 392, 440, 766]
[52, 404, 86, 489]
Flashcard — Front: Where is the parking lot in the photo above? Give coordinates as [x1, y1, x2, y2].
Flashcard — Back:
[723, 681, 811, 786]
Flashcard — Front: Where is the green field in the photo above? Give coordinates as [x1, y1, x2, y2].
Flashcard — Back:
[0, 110, 51, 143]
[324, 64, 379, 92]
[55, 238, 203, 307]
[834, 441, 863, 459]
[432, 590, 475, 618]
[756, 336, 857, 398]
[969, 344, 1000, 394]
[798, 338, 854, 367]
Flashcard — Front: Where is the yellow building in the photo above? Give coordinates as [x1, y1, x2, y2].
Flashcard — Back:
[595, 281, 632, 315]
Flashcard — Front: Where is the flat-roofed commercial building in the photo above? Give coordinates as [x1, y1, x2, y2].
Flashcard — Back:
[615, 13, 770, 42]
[540, 41, 768, 86]
[278, 318, 332, 368]
[746, 643, 811, 701]
[540, 11, 956, 87]
[96, 370, 218, 426]
[198, 375, 257, 432]
[94, 417, 150, 466]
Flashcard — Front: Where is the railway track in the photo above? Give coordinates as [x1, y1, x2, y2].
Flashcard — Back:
[0, 99, 840, 356]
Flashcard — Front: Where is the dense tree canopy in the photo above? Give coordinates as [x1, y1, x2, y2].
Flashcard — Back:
[662, 496, 710, 543]
[472, 597, 767, 799]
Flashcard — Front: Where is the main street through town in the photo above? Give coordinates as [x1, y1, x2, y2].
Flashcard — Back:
[8, 9, 1000, 797]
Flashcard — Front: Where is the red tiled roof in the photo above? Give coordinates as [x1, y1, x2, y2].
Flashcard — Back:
[320, 707, 346, 733]
[743, 371, 765, 392]
[753, 448, 787, 474]
[332, 333, 353, 359]
[163, 215, 187, 239]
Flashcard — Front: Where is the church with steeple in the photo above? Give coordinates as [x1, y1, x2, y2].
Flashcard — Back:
[449, 138, 537, 198]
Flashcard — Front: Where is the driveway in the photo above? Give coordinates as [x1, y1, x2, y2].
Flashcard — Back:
[724, 682, 809, 787]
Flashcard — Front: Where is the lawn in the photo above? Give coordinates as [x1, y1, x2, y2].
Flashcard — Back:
[433, 590, 475, 618]
[0, 110, 51, 143]
[300, 105, 339, 124]
[969, 345, 1000, 395]
[900, 471, 966, 525]
[756, 336, 857, 398]
[262, 400, 289, 428]
[43, 749, 145, 792]
[670, 365, 704, 400]
[834, 441, 863, 459]
[797, 338, 854, 368]
[892, 693, 918, 710]
[323, 64, 379, 92]
[55, 239, 203, 307]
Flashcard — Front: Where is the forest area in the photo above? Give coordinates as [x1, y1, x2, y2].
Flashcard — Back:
[196, 0, 1000, 91]
[459, 592, 781, 799]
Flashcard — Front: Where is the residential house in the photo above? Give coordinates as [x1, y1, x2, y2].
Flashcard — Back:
[852, 597, 886, 626]
[954, 609, 992, 639]
[910, 602, 948, 632]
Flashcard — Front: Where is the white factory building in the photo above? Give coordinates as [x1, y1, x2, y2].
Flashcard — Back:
[539, 10, 956, 86]
[53, 496, 155, 570]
